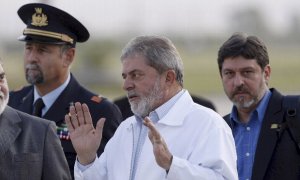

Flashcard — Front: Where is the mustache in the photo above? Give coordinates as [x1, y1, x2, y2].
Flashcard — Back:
[232, 85, 250, 96]
[127, 91, 142, 99]
[127, 91, 139, 98]
[25, 63, 40, 70]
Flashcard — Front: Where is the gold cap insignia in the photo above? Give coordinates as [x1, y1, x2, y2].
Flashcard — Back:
[31, 8, 48, 27]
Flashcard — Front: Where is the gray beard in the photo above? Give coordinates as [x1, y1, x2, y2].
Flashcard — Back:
[233, 95, 256, 109]
[130, 79, 163, 118]
[25, 64, 44, 84]
[0, 94, 9, 115]
[26, 74, 44, 84]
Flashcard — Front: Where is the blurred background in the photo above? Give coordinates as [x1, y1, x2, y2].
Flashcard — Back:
[1, 0, 300, 115]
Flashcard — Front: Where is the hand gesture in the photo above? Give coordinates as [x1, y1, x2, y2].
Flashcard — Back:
[65, 102, 105, 165]
[143, 117, 173, 171]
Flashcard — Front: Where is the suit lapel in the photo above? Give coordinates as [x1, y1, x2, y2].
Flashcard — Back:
[19, 88, 34, 114]
[0, 107, 22, 156]
[252, 89, 284, 180]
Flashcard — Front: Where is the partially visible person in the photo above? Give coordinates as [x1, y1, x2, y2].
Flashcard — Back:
[191, 95, 216, 111]
[218, 32, 300, 180]
[114, 94, 217, 120]
[8, 3, 122, 178]
[0, 62, 71, 179]
[66, 35, 238, 180]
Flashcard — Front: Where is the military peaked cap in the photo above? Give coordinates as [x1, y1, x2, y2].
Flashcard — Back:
[18, 3, 89, 47]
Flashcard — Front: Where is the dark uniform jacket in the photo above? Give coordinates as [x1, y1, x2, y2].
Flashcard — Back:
[0, 106, 71, 180]
[224, 88, 300, 180]
[8, 74, 122, 178]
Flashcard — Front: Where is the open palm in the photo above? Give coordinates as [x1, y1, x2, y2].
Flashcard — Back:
[65, 102, 105, 165]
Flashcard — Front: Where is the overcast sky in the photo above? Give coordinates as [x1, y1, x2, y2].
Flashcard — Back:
[1, 0, 300, 39]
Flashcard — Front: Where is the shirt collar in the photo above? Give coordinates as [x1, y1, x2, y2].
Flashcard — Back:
[33, 73, 71, 111]
[230, 89, 272, 125]
[155, 89, 185, 121]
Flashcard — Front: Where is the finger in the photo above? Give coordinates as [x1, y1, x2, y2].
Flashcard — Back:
[65, 114, 74, 133]
[74, 102, 85, 126]
[69, 105, 79, 128]
[82, 103, 93, 125]
[143, 117, 162, 144]
[95, 118, 106, 138]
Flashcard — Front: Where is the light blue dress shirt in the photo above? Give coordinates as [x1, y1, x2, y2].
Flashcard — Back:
[230, 90, 271, 180]
[33, 74, 70, 116]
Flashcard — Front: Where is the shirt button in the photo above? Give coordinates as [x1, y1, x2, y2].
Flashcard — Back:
[246, 152, 250, 156]
[246, 127, 250, 131]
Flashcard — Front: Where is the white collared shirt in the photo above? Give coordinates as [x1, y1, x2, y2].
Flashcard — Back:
[74, 90, 238, 180]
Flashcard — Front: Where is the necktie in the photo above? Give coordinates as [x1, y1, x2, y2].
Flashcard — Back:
[33, 98, 45, 117]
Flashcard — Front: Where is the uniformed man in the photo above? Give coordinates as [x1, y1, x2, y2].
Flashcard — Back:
[8, 3, 122, 179]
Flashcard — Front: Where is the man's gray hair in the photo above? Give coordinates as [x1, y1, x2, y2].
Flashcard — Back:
[120, 35, 184, 87]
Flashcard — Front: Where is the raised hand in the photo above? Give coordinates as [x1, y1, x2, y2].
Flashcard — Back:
[65, 102, 105, 165]
[143, 117, 173, 171]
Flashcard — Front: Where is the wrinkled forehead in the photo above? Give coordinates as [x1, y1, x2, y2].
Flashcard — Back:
[122, 55, 149, 71]
[222, 57, 258, 70]
[121, 58, 160, 81]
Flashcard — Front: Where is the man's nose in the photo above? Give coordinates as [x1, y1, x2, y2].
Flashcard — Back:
[26, 50, 38, 63]
[233, 74, 244, 86]
[122, 77, 134, 91]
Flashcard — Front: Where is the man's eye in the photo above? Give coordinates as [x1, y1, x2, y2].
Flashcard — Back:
[132, 73, 141, 79]
[243, 71, 253, 76]
[38, 48, 46, 53]
[0, 74, 5, 80]
[25, 46, 32, 50]
[223, 71, 233, 76]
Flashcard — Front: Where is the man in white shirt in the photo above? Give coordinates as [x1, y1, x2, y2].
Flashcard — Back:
[66, 35, 238, 180]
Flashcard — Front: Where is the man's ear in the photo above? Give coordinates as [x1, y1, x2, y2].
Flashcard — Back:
[165, 70, 176, 85]
[63, 48, 75, 67]
[264, 64, 271, 82]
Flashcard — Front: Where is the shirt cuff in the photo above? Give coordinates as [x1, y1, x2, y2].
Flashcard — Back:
[76, 157, 95, 172]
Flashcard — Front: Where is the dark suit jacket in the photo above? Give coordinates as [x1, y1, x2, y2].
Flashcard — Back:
[114, 94, 216, 120]
[8, 74, 122, 178]
[224, 88, 300, 180]
[0, 106, 71, 180]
